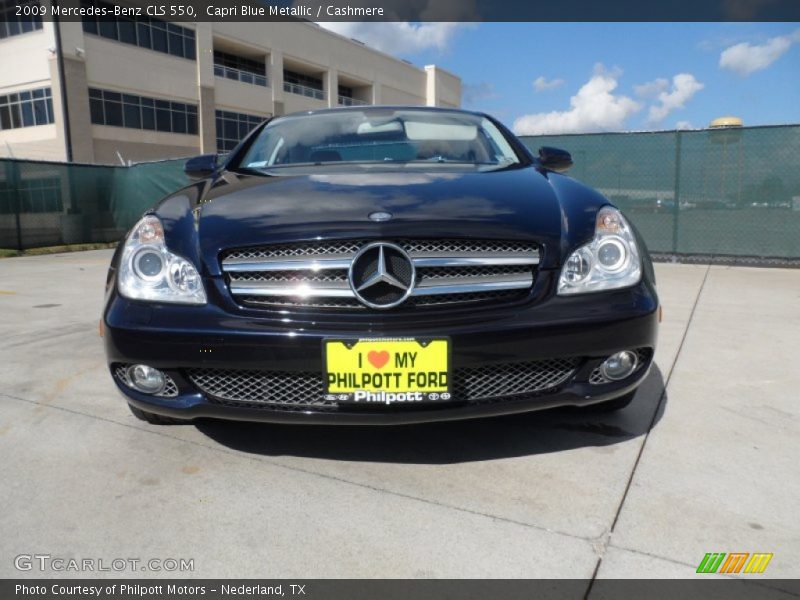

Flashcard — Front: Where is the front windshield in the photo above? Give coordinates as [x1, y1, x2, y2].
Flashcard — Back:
[239, 109, 521, 170]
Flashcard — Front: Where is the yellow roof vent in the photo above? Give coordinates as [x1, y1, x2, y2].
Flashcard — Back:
[709, 116, 743, 129]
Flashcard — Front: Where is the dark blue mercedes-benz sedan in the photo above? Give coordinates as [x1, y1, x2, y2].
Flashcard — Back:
[102, 106, 659, 425]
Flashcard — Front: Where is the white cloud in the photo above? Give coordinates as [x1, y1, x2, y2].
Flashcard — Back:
[675, 120, 694, 130]
[533, 76, 565, 92]
[634, 78, 669, 98]
[646, 74, 704, 124]
[318, 22, 466, 56]
[719, 30, 800, 76]
[513, 64, 641, 136]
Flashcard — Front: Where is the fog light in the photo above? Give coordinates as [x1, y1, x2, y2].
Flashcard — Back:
[600, 351, 638, 381]
[127, 364, 166, 394]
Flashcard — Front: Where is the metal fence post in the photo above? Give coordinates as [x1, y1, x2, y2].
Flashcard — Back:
[4, 160, 23, 250]
[672, 130, 682, 255]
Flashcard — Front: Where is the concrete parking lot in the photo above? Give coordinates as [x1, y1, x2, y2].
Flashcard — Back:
[0, 250, 798, 582]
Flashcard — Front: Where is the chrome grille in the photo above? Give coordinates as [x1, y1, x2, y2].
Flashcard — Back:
[417, 265, 532, 279]
[588, 348, 651, 385]
[188, 357, 578, 409]
[238, 290, 527, 310]
[401, 240, 537, 255]
[231, 265, 531, 283]
[221, 239, 539, 311]
[114, 364, 179, 398]
[226, 241, 362, 260]
[409, 289, 525, 306]
[232, 271, 347, 283]
[239, 295, 362, 309]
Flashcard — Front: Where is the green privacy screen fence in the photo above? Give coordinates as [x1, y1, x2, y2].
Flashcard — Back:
[519, 124, 800, 261]
[0, 157, 190, 250]
[2, 124, 800, 260]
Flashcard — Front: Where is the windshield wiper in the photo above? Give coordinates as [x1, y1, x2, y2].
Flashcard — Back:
[232, 166, 272, 177]
[406, 158, 500, 165]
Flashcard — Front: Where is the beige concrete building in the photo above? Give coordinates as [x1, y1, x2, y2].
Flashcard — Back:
[0, 3, 461, 164]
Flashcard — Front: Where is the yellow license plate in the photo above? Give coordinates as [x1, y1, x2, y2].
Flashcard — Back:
[324, 338, 450, 404]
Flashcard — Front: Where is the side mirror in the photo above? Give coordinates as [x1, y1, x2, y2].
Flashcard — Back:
[538, 146, 573, 173]
[184, 154, 218, 179]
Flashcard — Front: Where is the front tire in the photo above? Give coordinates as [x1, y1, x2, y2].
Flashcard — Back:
[128, 403, 189, 425]
[584, 390, 636, 412]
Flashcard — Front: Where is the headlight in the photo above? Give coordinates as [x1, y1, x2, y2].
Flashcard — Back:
[558, 206, 642, 295]
[117, 215, 206, 304]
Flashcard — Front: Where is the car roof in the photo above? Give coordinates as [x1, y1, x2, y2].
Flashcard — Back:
[277, 105, 490, 121]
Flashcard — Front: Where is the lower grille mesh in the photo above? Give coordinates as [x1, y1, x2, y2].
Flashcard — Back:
[188, 369, 334, 410]
[454, 358, 579, 402]
[187, 357, 580, 409]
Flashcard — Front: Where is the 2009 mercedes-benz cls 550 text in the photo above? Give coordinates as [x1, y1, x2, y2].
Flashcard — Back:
[103, 107, 659, 425]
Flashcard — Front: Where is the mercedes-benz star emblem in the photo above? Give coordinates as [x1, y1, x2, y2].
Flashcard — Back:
[348, 242, 415, 309]
[368, 211, 393, 222]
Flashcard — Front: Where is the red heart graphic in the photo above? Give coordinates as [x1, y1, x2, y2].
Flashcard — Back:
[368, 350, 390, 369]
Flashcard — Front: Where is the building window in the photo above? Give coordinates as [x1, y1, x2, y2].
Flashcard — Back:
[89, 88, 198, 134]
[81, 0, 196, 60]
[0, 0, 43, 39]
[337, 85, 368, 106]
[0, 87, 54, 131]
[215, 110, 264, 153]
[0, 177, 62, 214]
[213, 50, 268, 87]
[283, 69, 325, 100]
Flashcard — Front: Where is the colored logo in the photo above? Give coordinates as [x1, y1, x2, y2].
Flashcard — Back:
[696, 552, 773, 574]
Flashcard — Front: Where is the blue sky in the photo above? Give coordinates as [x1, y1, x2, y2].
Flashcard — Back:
[320, 22, 800, 134]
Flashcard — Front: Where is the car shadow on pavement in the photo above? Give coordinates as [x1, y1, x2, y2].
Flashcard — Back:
[194, 364, 667, 464]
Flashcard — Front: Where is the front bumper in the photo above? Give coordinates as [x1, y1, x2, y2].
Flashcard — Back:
[104, 279, 659, 425]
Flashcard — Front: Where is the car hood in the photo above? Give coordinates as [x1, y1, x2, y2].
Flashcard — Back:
[158, 167, 606, 276]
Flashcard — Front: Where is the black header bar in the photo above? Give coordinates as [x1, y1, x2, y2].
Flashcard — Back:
[10, 0, 800, 22]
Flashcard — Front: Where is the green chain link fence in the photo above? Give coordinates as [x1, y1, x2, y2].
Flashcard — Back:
[0, 157, 189, 250]
[2, 124, 800, 262]
[520, 124, 800, 263]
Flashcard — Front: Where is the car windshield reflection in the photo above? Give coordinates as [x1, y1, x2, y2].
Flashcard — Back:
[238, 108, 522, 171]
